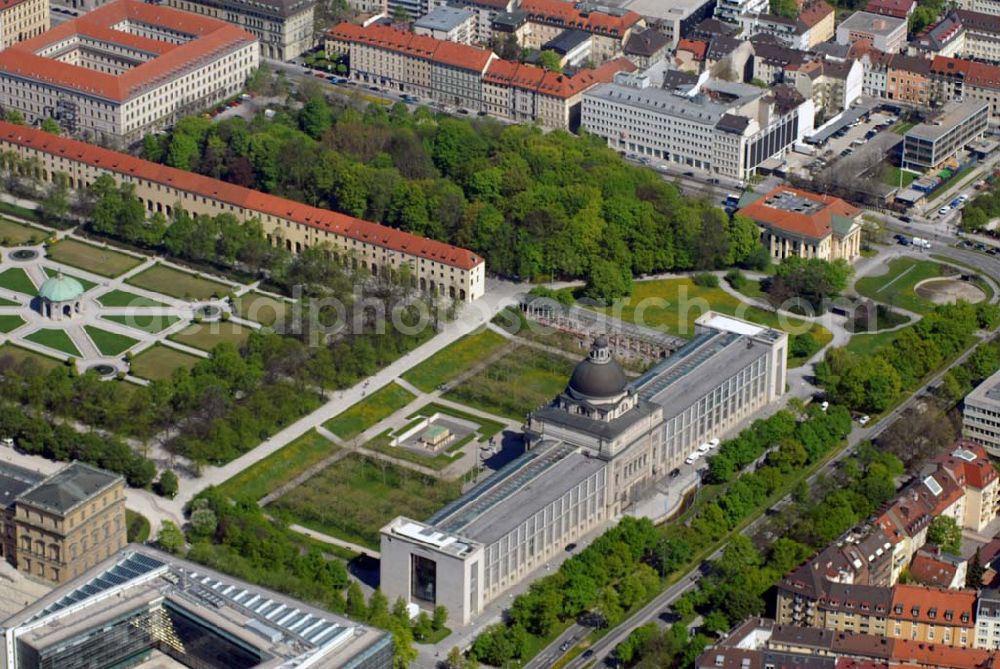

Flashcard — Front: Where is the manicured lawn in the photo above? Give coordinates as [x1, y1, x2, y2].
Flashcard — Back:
[24, 328, 81, 357]
[402, 328, 508, 392]
[0, 343, 61, 368]
[0, 315, 24, 333]
[45, 239, 142, 277]
[408, 402, 507, 439]
[271, 454, 461, 549]
[84, 326, 139, 357]
[97, 289, 169, 308]
[102, 313, 180, 334]
[235, 291, 289, 327]
[882, 165, 917, 188]
[0, 219, 45, 245]
[845, 326, 910, 357]
[0, 295, 17, 306]
[892, 120, 916, 135]
[126, 510, 151, 543]
[40, 267, 96, 291]
[0, 308, 28, 333]
[596, 277, 833, 368]
[217, 429, 338, 502]
[446, 346, 575, 421]
[0, 267, 36, 295]
[323, 382, 416, 440]
[168, 321, 252, 351]
[855, 257, 944, 314]
[130, 345, 203, 380]
[127, 264, 232, 300]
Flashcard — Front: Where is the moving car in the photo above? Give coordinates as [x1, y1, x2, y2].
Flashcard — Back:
[938, 206, 950, 216]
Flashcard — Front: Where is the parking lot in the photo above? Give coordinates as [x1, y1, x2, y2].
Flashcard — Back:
[804, 111, 900, 175]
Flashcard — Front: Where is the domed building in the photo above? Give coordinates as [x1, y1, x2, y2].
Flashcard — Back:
[38, 273, 85, 320]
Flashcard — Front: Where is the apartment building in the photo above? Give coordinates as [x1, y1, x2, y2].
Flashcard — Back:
[738, 0, 835, 50]
[483, 57, 634, 129]
[976, 593, 1000, 649]
[581, 72, 814, 181]
[749, 35, 814, 84]
[164, 0, 313, 60]
[447, 0, 516, 43]
[736, 185, 862, 263]
[698, 618, 996, 669]
[886, 53, 933, 105]
[961, 0, 1000, 16]
[935, 442, 999, 534]
[956, 9, 1000, 63]
[909, 546, 967, 589]
[622, 27, 670, 68]
[624, 0, 716, 49]
[865, 0, 915, 18]
[382, 314, 787, 625]
[931, 57, 1000, 120]
[837, 11, 907, 52]
[0, 0, 48, 50]
[902, 100, 989, 170]
[327, 21, 633, 129]
[517, 0, 644, 64]
[789, 57, 863, 121]
[911, 11, 966, 58]
[0, 122, 486, 301]
[0, 461, 126, 584]
[715, 0, 768, 25]
[0, 0, 259, 145]
[964, 367, 1000, 456]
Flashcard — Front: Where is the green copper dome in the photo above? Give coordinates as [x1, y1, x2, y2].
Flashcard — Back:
[38, 273, 84, 303]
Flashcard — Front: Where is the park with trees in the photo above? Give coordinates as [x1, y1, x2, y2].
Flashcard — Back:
[139, 85, 769, 300]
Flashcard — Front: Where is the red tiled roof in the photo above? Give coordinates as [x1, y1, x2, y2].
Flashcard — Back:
[799, 0, 834, 28]
[0, 0, 256, 102]
[519, 0, 642, 35]
[835, 660, 888, 669]
[0, 122, 482, 271]
[890, 640, 995, 669]
[936, 440, 998, 490]
[864, 0, 915, 18]
[932, 55, 1000, 89]
[677, 38, 707, 59]
[737, 185, 859, 240]
[909, 552, 959, 588]
[889, 584, 976, 628]
[327, 22, 494, 72]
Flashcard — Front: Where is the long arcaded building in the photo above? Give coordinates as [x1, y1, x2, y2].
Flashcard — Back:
[0, 0, 259, 145]
[0, 122, 486, 301]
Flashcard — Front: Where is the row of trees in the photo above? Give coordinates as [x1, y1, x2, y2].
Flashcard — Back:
[467, 401, 853, 665]
[817, 301, 999, 413]
[961, 180, 1000, 233]
[621, 442, 904, 667]
[139, 94, 767, 299]
[163, 486, 448, 668]
[0, 383, 156, 488]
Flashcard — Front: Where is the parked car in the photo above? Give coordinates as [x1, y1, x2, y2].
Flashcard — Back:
[857, 415, 871, 426]
[938, 206, 951, 216]
[820, 401, 829, 412]
[565, 543, 577, 552]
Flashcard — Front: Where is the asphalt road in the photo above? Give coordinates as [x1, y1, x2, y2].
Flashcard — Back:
[535, 325, 993, 669]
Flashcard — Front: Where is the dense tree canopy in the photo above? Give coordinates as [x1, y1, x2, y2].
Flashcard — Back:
[141, 98, 766, 299]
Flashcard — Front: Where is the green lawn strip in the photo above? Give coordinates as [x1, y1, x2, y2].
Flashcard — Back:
[39, 266, 96, 291]
[289, 532, 360, 562]
[0, 218, 46, 245]
[882, 165, 917, 188]
[0, 315, 24, 333]
[102, 313, 181, 334]
[892, 120, 916, 135]
[0, 295, 17, 306]
[168, 322, 252, 351]
[855, 257, 944, 314]
[0, 343, 61, 368]
[45, 239, 142, 277]
[407, 402, 507, 439]
[401, 328, 508, 392]
[234, 291, 290, 326]
[599, 278, 832, 350]
[129, 344, 202, 380]
[217, 429, 338, 502]
[788, 324, 834, 368]
[270, 453, 461, 550]
[84, 326, 139, 357]
[127, 264, 232, 300]
[0, 201, 40, 221]
[845, 326, 910, 357]
[362, 430, 464, 471]
[97, 289, 168, 308]
[416, 626, 452, 645]
[126, 509, 151, 543]
[323, 383, 416, 440]
[0, 267, 36, 295]
[444, 347, 575, 421]
[24, 328, 81, 357]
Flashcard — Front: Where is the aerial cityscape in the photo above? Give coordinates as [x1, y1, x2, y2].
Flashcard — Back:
[0, 0, 999, 665]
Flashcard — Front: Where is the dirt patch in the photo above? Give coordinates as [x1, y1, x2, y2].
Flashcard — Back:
[914, 278, 986, 305]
